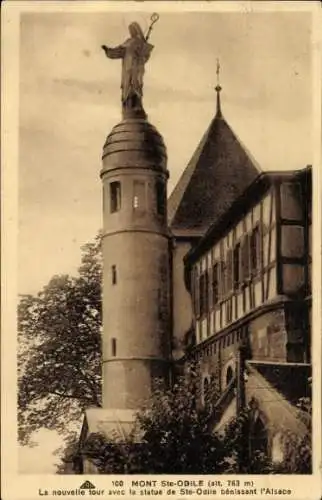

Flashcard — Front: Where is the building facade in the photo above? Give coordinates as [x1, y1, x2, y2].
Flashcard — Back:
[184, 168, 311, 386]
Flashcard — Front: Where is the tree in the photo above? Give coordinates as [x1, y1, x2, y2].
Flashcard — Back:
[18, 234, 102, 445]
[55, 432, 83, 475]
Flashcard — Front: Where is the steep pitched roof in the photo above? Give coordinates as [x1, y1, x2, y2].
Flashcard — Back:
[168, 105, 261, 236]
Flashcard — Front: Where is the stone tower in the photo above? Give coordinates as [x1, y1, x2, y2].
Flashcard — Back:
[79, 21, 171, 466]
[100, 114, 171, 410]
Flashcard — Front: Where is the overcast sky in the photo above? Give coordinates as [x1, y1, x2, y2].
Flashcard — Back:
[18, 10, 313, 295]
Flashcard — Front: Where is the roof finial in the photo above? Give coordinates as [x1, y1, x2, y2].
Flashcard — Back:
[215, 58, 222, 117]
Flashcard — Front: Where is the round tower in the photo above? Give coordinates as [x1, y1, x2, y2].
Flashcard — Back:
[100, 117, 171, 410]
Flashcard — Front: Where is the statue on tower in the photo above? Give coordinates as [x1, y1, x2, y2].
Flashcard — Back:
[101, 14, 159, 117]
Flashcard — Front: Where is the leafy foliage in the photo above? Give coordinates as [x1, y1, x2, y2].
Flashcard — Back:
[81, 367, 233, 474]
[55, 432, 83, 475]
[18, 235, 102, 445]
[80, 386, 312, 475]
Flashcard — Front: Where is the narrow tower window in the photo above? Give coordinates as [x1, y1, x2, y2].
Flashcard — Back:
[110, 181, 121, 213]
[111, 338, 117, 357]
[156, 181, 165, 216]
[111, 265, 117, 285]
[133, 180, 146, 210]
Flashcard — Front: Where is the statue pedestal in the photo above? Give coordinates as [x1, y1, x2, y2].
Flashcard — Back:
[122, 104, 147, 120]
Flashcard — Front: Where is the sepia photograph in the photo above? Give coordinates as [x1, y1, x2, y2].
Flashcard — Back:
[2, 1, 321, 499]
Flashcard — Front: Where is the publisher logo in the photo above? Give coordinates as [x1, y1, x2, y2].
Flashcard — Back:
[80, 481, 96, 490]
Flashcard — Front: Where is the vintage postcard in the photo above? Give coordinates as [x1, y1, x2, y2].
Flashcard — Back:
[2, 1, 321, 499]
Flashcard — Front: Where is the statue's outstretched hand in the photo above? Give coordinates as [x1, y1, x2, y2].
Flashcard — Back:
[101, 45, 108, 51]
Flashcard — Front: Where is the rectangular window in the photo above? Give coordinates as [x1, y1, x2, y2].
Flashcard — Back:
[226, 299, 232, 323]
[233, 243, 241, 289]
[110, 181, 121, 213]
[111, 338, 117, 357]
[133, 180, 146, 210]
[280, 182, 303, 220]
[212, 263, 219, 305]
[111, 265, 117, 285]
[199, 271, 209, 317]
[156, 181, 166, 216]
[250, 226, 260, 273]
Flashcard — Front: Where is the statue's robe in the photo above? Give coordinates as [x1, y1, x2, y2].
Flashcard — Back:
[104, 38, 153, 104]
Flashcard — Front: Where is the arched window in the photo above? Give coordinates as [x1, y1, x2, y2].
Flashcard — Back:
[226, 365, 234, 386]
